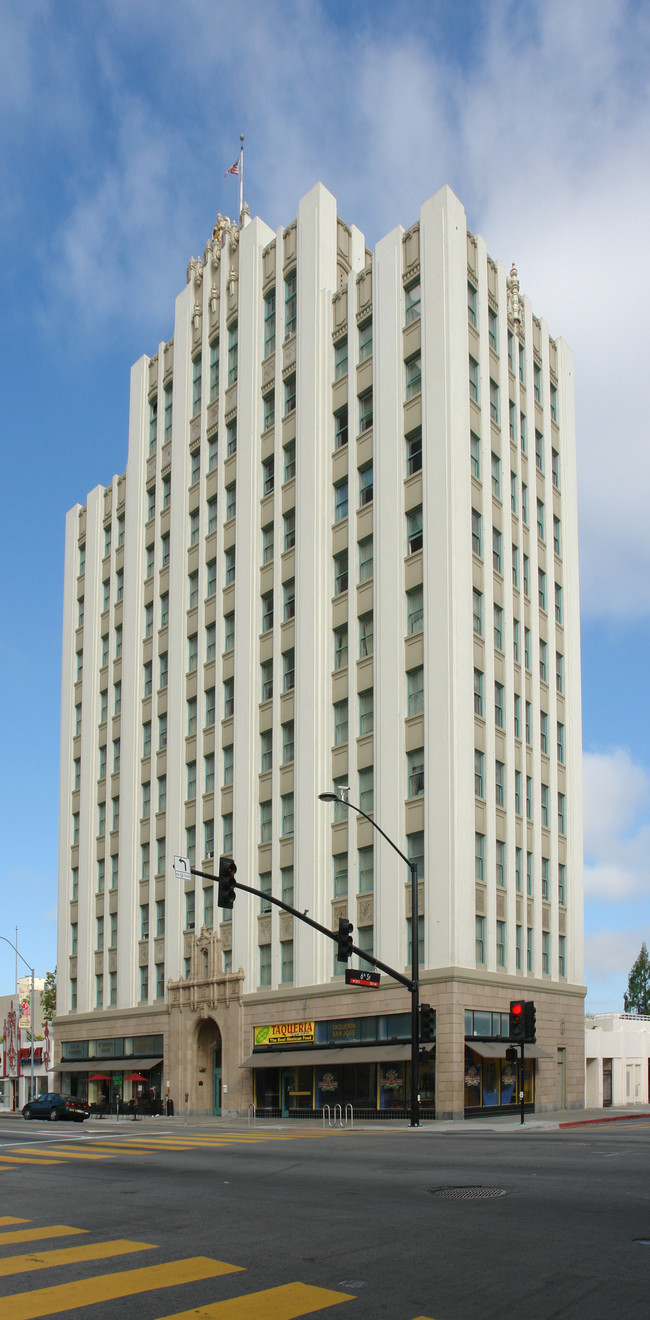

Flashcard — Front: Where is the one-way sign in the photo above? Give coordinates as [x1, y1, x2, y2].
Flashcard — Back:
[345, 969, 380, 988]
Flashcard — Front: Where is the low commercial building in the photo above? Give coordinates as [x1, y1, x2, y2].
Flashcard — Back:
[585, 1013, 650, 1108]
[0, 982, 53, 1112]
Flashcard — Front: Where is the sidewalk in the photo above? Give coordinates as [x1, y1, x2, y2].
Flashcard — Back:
[4, 1105, 649, 1133]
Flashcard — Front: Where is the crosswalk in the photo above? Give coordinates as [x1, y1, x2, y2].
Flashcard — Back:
[0, 1216, 435, 1318]
[0, 1129, 335, 1175]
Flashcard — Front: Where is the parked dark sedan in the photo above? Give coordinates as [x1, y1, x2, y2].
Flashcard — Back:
[22, 1092, 89, 1122]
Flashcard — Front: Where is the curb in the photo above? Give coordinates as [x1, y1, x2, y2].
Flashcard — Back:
[558, 1112, 650, 1129]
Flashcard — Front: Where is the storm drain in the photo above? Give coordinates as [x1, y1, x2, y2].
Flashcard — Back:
[429, 1186, 507, 1200]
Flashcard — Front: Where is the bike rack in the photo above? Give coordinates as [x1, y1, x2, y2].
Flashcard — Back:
[323, 1104, 354, 1128]
[247, 1103, 256, 1127]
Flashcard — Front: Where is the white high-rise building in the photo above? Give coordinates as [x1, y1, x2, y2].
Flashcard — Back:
[56, 183, 584, 1119]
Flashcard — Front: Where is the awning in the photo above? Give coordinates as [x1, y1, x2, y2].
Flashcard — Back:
[465, 1041, 551, 1059]
[241, 1044, 413, 1070]
[59, 1058, 163, 1073]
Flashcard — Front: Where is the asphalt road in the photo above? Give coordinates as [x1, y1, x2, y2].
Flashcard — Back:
[0, 1115, 648, 1319]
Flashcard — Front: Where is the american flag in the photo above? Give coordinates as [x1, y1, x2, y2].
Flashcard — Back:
[225, 159, 239, 177]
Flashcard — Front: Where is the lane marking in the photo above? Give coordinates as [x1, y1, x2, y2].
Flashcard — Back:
[0, 1239, 153, 1279]
[0, 1256, 242, 1320]
[155, 1281, 355, 1319]
[0, 1156, 65, 1166]
[10, 1148, 115, 1160]
[0, 1226, 86, 1246]
[0, 1219, 30, 1226]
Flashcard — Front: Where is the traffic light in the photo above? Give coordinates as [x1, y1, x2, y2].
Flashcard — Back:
[419, 1003, 435, 1042]
[509, 999, 526, 1042]
[524, 1000, 537, 1043]
[218, 856, 237, 908]
[336, 917, 354, 962]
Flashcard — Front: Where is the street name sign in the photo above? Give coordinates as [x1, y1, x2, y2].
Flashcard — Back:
[345, 969, 380, 988]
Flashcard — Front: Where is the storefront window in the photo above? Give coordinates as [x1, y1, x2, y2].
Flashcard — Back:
[464, 1046, 534, 1109]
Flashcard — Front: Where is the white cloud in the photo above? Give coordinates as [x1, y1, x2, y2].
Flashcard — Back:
[584, 928, 648, 1012]
[583, 749, 650, 900]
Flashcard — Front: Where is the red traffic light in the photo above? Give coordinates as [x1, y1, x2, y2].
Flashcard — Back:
[511, 1002, 523, 1017]
[509, 999, 526, 1041]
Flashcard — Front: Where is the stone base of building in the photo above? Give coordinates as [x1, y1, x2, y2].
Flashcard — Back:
[53, 931, 586, 1119]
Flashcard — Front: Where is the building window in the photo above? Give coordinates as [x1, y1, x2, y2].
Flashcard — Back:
[408, 667, 424, 715]
[223, 677, 234, 717]
[359, 389, 373, 433]
[407, 506, 423, 555]
[260, 943, 272, 987]
[555, 583, 563, 624]
[492, 527, 502, 573]
[334, 479, 348, 523]
[284, 509, 295, 551]
[159, 651, 168, 689]
[334, 406, 348, 450]
[359, 536, 373, 583]
[525, 627, 531, 670]
[334, 625, 348, 670]
[557, 722, 565, 763]
[514, 848, 522, 894]
[496, 920, 506, 968]
[281, 793, 294, 837]
[359, 319, 372, 360]
[552, 447, 560, 490]
[473, 589, 483, 636]
[282, 720, 294, 764]
[539, 638, 547, 682]
[359, 766, 374, 814]
[281, 939, 294, 984]
[488, 306, 498, 353]
[189, 570, 199, 608]
[406, 426, 422, 475]
[333, 854, 348, 897]
[407, 748, 424, 798]
[522, 484, 528, 526]
[262, 523, 274, 564]
[540, 710, 548, 755]
[282, 648, 295, 692]
[263, 390, 275, 430]
[261, 590, 274, 633]
[149, 398, 158, 453]
[467, 281, 477, 327]
[558, 792, 566, 834]
[142, 720, 151, 756]
[284, 441, 296, 482]
[281, 866, 294, 907]
[536, 498, 545, 543]
[476, 916, 485, 965]
[359, 688, 373, 736]
[284, 271, 296, 337]
[469, 356, 479, 402]
[260, 800, 272, 844]
[494, 682, 504, 728]
[222, 812, 233, 854]
[186, 891, 196, 930]
[359, 463, 373, 507]
[334, 550, 348, 596]
[228, 321, 238, 385]
[558, 863, 566, 906]
[264, 290, 275, 357]
[513, 618, 520, 663]
[226, 482, 236, 520]
[262, 456, 274, 495]
[515, 769, 522, 813]
[186, 760, 196, 801]
[97, 803, 105, 837]
[542, 856, 550, 900]
[495, 760, 505, 807]
[493, 604, 503, 651]
[474, 668, 483, 716]
[542, 930, 550, 976]
[225, 547, 235, 585]
[491, 452, 501, 499]
[471, 509, 482, 557]
[333, 700, 348, 747]
[359, 612, 373, 658]
[260, 730, 273, 776]
[474, 750, 484, 798]
[496, 840, 506, 887]
[334, 337, 348, 380]
[261, 659, 273, 702]
[407, 585, 423, 634]
[533, 361, 542, 403]
[538, 568, 546, 612]
[475, 833, 485, 883]
[512, 543, 519, 588]
[204, 818, 215, 858]
[187, 696, 197, 735]
[186, 826, 196, 866]
[284, 374, 296, 415]
[405, 280, 420, 324]
[470, 431, 481, 480]
[535, 428, 544, 472]
[224, 611, 235, 652]
[192, 355, 202, 417]
[489, 379, 499, 425]
[405, 353, 421, 400]
[526, 776, 533, 820]
[158, 712, 167, 749]
[223, 745, 233, 786]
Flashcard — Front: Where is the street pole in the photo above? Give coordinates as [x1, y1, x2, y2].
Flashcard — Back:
[319, 792, 420, 1128]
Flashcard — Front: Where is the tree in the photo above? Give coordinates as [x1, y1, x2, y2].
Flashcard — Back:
[624, 944, 650, 1015]
[41, 969, 57, 1022]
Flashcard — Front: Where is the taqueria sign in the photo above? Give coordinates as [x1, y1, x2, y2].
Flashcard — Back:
[254, 1021, 315, 1046]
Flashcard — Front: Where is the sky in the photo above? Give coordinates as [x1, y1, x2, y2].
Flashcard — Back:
[0, 0, 648, 1012]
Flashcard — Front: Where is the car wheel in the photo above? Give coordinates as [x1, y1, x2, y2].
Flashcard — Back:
[23, 1107, 32, 1120]
[49, 1108, 59, 1121]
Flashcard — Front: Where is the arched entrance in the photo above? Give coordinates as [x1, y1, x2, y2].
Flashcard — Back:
[196, 1019, 222, 1115]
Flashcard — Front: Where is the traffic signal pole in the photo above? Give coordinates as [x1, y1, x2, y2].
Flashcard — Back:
[520, 1042, 525, 1126]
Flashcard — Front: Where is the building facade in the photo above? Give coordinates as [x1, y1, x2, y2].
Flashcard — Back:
[56, 183, 584, 1118]
[1, 981, 53, 1112]
[586, 1014, 650, 1108]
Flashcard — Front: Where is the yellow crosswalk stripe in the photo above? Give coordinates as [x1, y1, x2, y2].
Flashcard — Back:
[0, 1156, 65, 1166]
[0, 1226, 86, 1246]
[0, 1219, 30, 1226]
[11, 1147, 114, 1160]
[0, 1256, 242, 1320]
[0, 1239, 152, 1279]
[155, 1281, 355, 1318]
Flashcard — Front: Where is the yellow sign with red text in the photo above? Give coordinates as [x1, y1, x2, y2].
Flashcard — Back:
[254, 1021, 315, 1047]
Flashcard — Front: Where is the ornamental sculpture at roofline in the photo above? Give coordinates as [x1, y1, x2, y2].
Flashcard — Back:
[507, 261, 522, 325]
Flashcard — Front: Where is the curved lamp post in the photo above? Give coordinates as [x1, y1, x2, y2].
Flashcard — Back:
[318, 790, 420, 1128]
[0, 935, 35, 1103]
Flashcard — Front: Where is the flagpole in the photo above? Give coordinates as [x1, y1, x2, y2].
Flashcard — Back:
[239, 134, 244, 222]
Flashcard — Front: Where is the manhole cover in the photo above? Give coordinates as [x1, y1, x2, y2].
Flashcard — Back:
[429, 1186, 507, 1200]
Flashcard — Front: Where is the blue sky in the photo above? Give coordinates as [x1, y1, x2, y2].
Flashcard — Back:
[1, 0, 648, 1010]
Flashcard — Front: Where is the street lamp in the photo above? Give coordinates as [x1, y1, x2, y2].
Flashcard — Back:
[0, 936, 36, 1104]
[318, 790, 421, 1127]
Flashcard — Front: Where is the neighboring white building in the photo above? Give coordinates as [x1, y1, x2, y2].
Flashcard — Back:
[56, 182, 584, 1119]
[586, 1014, 650, 1108]
[0, 980, 54, 1111]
